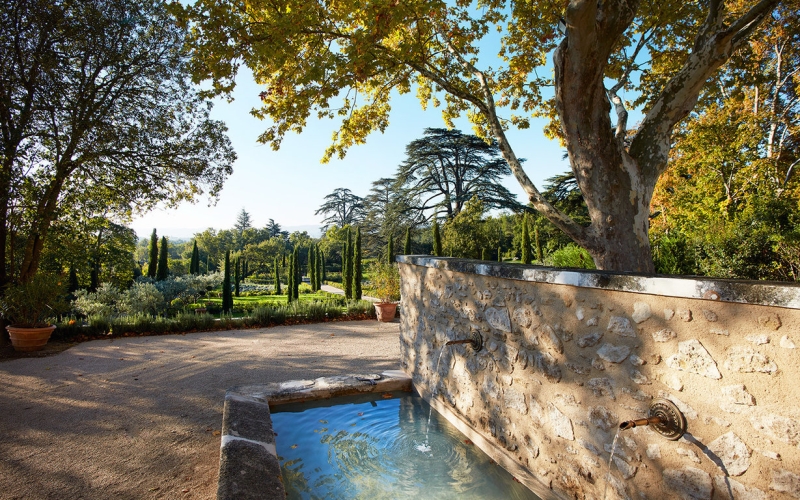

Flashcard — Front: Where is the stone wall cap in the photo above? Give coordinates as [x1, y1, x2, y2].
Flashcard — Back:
[396, 255, 800, 310]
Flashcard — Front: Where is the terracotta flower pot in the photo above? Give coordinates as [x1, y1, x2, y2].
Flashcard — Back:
[374, 302, 397, 322]
[6, 325, 56, 352]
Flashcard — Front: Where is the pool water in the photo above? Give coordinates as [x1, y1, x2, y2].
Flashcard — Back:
[271, 391, 540, 500]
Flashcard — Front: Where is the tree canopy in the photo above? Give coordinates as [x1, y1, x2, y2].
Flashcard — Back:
[396, 128, 523, 219]
[315, 188, 365, 230]
[1, 0, 236, 284]
[177, 0, 782, 272]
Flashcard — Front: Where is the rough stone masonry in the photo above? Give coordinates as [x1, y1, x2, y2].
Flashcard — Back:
[398, 256, 800, 500]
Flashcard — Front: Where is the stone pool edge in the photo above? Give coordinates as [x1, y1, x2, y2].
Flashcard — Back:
[217, 369, 558, 500]
[217, 370, 413, 500]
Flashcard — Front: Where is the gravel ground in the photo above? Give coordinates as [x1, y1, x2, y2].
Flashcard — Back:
[0, 320, 401, 499]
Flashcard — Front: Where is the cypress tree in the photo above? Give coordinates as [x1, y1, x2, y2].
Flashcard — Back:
[157, 236, 169, 280]
[234, 256, 241, 297]
[343, 229, 352, 299]
[481, 248, 488, 260]
[497, 246, 502, 262]
[222, 250, 233, 313]
[354, 227, 362, 300]
[521, 214, 532, 265]
[68, 266, 79, 293]
[320, 250, 326, 282]
[387, 235, 394, 265]
[404, 227, 411, 255]
[89, 260, 100, 292]
[190, 240, 200, 274]
[274, 258, 282, 295]
[286, 253, 295, 302]
[432, 221, 442, 256]
[293, 246, 300, 299]
[313, 245, 321, 290]
[534, 225, 543, 262]
[309, 245, 316, 291]
[148, 229, 158, 278]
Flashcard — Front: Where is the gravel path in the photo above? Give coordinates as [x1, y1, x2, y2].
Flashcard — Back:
[0, 320, 401, 499]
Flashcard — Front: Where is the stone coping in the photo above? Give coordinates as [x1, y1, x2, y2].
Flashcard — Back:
[216, 371, 412, 500]
[397, 255, 800, 310]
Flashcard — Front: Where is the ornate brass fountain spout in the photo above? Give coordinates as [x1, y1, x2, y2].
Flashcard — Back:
[619, 398, 687, 441]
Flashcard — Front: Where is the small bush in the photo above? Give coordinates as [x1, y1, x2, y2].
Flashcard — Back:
[550, 244, 596, 269]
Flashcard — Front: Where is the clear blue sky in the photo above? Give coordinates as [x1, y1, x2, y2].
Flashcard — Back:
[130, 68, 571, 240]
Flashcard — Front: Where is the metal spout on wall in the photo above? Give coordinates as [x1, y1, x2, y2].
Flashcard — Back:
[445, 331, 483, 352]
[620, 398, 687, 441]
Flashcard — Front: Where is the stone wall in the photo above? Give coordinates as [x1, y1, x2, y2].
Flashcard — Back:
[398, 256, 800, 500]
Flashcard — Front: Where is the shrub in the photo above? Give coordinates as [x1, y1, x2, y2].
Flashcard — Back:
[117, 282, 165, 315]
[72, 283, 121, 317]
[550, 244, 596, 269]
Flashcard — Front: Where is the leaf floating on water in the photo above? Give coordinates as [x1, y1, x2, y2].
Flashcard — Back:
[291, 444, 298, 449]
[357, 412, 364, 416]
[382, 393, 393, 399]
[319, 420, 328, 424]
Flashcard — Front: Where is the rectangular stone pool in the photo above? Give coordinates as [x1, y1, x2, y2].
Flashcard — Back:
[271, 391, 539, 499]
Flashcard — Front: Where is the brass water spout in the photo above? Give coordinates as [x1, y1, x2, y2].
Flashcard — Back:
[619, 416, 663, 431]
[620, 399, 687, 441]
[445, 331, 483, 351]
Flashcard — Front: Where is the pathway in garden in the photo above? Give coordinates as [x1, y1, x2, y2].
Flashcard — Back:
[0, 320, 401, 499]
[321, 283, 380, 302]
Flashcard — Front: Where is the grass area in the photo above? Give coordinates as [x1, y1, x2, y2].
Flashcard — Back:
[200, 292, 335, 307]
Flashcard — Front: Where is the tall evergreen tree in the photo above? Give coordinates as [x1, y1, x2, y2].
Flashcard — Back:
[234, 256, 241, 297]
[287, 253, 294, 302]
[157, 236, 169, 280]
[432, 221, 442, 257]
[521, 214, 532, 265]
[354, 227, 362, 300]
[320, 250, 326, 283]
[292, 246, 300, 299]
[497, 246, 502, 262]
[534, 225, 543, 262]
[222, 250, 233, 313]
[343, 228, 352, 299]
[404, 227, 411, 255]
[308, 245, 317, 291]
[190, 240, 200, 274]
[387, 235, 394, 265]
[274, 258, 282, 295]
[68, 266, 80, 293]
[148, 229, 158, 278]
[481, 248, 488, 260]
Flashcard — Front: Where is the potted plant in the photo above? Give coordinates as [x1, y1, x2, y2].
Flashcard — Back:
[1, 272, 68, 351]
[370, 261, 400, 322]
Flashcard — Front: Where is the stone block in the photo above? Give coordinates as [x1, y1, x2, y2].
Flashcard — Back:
[631, 302, 652, 324]
[539, 324, 564, 354]
[588, 406, 617, 432]
[712, 476, 767, 500]
[702, 309, 718, 322]
[745, 334, 770, 345]
[504, 387, 528, 415]
[724, 346, 777, 374]
[597, 343, 631, 363]
[663, 467, 712, 500]
[549, 404, 574, 441]
[780, 335, 796, 349]
[771, 469, 800, 498]
[646, 443, 661, 460]
[652, 328, 677, 342]
[566, 362, 591, 375]
[710, 328, 730, 336]
[629, 369, 649, 385]
[706, 431, 750, 476]
[666, 339, 722, 379]
[592, 357, 606, 371]
[664, 308, 675, 320]
[678, 309, 693, 322]
[485, 307, 511, 332]
[629, 354, 645, 366]
[588, 377, 616, 400]
[758, 313, 782, 331]
[612, 456, 637, 479]
[750, 413, 800, 446]
[721, 385, 756, 406]
[608, 316, 637, 337]
[578, 331, 604, 348]
[677, 447, 701, 463]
